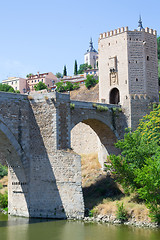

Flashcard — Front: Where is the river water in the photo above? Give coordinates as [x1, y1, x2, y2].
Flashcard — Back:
[0, 213, 160, 240]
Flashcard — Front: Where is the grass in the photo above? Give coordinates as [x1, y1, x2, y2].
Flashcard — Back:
[81, 153, 150, 222]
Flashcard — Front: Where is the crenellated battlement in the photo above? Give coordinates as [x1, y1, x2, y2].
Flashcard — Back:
[99, 26, 157, 40]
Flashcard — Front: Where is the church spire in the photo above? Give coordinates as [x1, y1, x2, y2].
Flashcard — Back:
[137, 15, 144, 31]
[86, 38, 97, 53]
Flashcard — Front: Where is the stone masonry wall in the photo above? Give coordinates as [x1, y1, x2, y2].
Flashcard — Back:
[0, 92, 30, 217]
[28, 92, 84, 218]
[71, 122, 98, 154]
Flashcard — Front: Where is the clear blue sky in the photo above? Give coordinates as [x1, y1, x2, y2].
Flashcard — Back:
[0, 0, 159, 80]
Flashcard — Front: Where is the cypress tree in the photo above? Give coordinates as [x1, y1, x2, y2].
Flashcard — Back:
[74, 60, 78, 75]
[63, 65, 67, 76]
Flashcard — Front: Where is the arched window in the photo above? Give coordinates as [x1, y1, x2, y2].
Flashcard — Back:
[110, 88, 120, 104]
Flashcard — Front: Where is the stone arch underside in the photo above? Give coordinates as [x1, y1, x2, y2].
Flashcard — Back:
[0, 121, 29, 217]
[71, 115, 120, 168]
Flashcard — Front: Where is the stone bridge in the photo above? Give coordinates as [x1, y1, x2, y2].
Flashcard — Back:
[0, 91, 127, 219]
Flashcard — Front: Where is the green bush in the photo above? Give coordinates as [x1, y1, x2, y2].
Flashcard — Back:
[56, 81, 66, 92]
[70, 103, 75, 110]
[85, 75, 98, 89]
[112, 107, 117, 113]
[116, 202, 128, 222]
[73, 82, 80, 90]
[56, 81, 80, 92]
[34, 82, 48, 91]
[96, 105, 108, 112]
[0, 192, 8, 208]
[0, 83, 20, 93]
[0, 164, 8, 179]
[78, 63, 92, 74]
[110, 105, 160, 223]
[92, 104, 108, 112]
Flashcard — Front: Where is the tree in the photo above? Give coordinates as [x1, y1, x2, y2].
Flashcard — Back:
[63, 65, 67, 76]
[73, 82, 80, 90]
[55, 81, 80, 92]
[74, 60, 78, 75]
[110, 105, 160, 222]
[78, 63, 92, 74]
[26, 73, 33, 78]
[0, 163, 8, 179]
[56, 72, 63, 79]
[65, 81, 73, 91]
[0, 83, 15, 93]
[55, 81, 66, 92]
[85, 75, 98, 89]
[34, 82, 47, 91]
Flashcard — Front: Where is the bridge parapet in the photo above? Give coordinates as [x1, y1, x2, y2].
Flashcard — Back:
[70, 99, 121, 110]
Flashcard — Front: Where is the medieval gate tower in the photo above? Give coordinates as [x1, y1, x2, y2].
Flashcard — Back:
[98, 17, 159, 130]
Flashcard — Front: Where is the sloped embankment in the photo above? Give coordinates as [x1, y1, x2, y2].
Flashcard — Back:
[70, 84, 99, 102]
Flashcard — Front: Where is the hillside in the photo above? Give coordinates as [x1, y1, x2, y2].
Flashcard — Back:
[70, 83, 99, 102]
[81, 154, 150, 223]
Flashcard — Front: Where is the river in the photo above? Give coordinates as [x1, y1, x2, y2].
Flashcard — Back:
[0, 213, 160, 240]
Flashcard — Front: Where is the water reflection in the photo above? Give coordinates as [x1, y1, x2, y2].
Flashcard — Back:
[0, 214, 160, 240]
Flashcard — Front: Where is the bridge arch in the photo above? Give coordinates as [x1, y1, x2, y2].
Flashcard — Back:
[0, 119, 29, 217]
[71, 112, 120, 168]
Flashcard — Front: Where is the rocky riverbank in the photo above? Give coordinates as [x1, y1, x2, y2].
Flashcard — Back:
[69, 215, 159, 229]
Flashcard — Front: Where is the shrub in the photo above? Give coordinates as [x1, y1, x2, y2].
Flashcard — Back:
[73, 82, 80, 90]
[85, 75, 98, 89]
[0, 164, 8, 179]
[96, 105, 109, 112]
[89, 208, 97, 217]
[112, 107, 117, 113]
[56, 81, 66, 92]
[110, 105, 160, 223]
[34, 82, 48, 91]
[70, 103, 75, 110]
[0, 192, 8, 208]
[92, 104, 108, 112]
[56, 81, 80, 92]
[116, 202, 128, 222]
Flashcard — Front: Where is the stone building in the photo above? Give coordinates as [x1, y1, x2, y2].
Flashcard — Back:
[2, 77, 27, 93]
[98, 17, 159, 130]
[71, 18, 159, 160]
[84, 38, 98, 69]
[26, 72, 58, 92]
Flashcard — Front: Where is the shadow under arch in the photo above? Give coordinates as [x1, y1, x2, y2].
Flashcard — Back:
[0, 114, 67, 219]
[0, 120, 30, 217]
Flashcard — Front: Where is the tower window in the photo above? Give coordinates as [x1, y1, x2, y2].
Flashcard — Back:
[108, 43, 110, 46]
[147, 56, 149, 61]
[136, 78, 138, 82]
